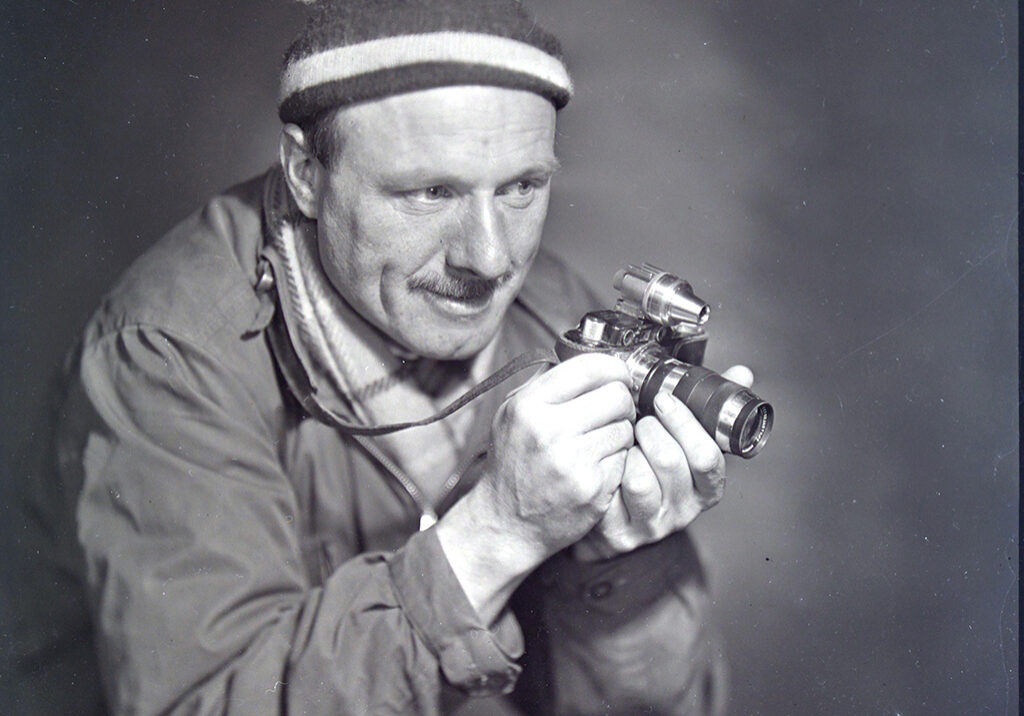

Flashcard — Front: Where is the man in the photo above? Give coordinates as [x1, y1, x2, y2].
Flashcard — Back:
[10, 1, 750, 713]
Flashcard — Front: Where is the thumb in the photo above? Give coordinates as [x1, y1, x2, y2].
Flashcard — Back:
[721, 364, 754, 388]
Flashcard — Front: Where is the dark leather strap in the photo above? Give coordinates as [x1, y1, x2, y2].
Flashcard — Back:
[327, 348, 557, 436]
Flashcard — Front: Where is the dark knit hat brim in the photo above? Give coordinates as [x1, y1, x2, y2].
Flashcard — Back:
[280, 61, 570, 123]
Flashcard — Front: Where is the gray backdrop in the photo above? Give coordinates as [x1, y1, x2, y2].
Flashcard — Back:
[2, 1, 1018, 713]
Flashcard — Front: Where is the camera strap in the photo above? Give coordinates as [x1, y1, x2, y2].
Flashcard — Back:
[265, 287, 558, 437]
[324, 348, 558, 436]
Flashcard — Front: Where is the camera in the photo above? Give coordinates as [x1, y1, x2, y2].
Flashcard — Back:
[555, 263, 773, 458]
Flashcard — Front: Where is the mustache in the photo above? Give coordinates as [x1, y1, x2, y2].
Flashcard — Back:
[408, 272, 509, 301]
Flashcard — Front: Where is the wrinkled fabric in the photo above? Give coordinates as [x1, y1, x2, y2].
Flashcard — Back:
[7, 171, 726, 715]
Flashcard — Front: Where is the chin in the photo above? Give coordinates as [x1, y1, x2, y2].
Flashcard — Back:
[405, 323, 498, 361]
[417, 337, 491, 361]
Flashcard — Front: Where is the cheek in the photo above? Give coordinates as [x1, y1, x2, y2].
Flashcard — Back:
[363, 213, 452, 312]
[323, 198, 433, 275]
[317, 229, 364, 301]
[506, 201, 550, 263]
[373, 216, 449, 288]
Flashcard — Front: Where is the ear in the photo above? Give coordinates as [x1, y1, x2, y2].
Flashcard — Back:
[279, 123, 323, 219]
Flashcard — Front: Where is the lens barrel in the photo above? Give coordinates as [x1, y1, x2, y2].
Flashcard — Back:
[637, 359, 773, 458]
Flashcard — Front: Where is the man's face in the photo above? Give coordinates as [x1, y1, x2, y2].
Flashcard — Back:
[310, 86, 559, 360]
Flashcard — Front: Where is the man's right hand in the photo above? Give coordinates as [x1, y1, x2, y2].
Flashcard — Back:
[436, 353, 635, 623]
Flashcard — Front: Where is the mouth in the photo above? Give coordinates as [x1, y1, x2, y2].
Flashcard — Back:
[410, 274, 506, 317]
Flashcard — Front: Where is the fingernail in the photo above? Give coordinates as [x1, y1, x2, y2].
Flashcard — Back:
[654, 391, 676, 414]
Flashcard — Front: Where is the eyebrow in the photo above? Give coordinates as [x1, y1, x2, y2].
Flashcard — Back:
[496, 157, 562, 187]
[379, 156, 562, 190]
[525, 157, 562, 177]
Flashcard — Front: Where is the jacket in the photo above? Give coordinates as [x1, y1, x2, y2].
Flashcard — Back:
[8, 170, 725, 715]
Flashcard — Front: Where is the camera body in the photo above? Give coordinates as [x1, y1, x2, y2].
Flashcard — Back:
[556, 263, 773, 458]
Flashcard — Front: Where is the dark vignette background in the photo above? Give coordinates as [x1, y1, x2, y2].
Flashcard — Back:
[0, 1, 1017, 713]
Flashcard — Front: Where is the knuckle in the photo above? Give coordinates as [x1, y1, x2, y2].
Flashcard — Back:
[596, 381, 634, 418]
[622, 476, 657, 506]
[688, 443, 724, 475]
[622, 534, 643, 552]
[501, 394, 527, 423]
[615, 419, 636, 447]
[660, 399, 697, 429]
[493, 400, 513, 428]
[507, 397, 552, 437]
[608, 531, 640, 554]
[646, 440, 682, 474]
[704, 476, 727, 504]
[634, 416, 661, 443]
[646, 520, 670, 542]
[614, 382, 635, 411]
[637, 413, 660, 429]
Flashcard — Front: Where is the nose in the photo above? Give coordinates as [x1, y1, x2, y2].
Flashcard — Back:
[445, 195, 511, 280]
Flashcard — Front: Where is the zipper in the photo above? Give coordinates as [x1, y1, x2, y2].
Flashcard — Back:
[352, 434, 487, 532]
[436, 447, 488, 516]
[258, 175, 496, 533]
[352, 434, 437, 529]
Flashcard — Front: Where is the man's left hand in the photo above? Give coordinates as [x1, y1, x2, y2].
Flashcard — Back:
[572, 365, 754, 561]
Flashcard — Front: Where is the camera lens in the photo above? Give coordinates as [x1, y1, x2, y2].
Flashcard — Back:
[733, 399, 773, 458]
[637, 360, 773, 459]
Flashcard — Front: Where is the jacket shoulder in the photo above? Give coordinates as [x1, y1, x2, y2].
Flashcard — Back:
[516, 247, 604, 336]
[84, 173, 269, 352]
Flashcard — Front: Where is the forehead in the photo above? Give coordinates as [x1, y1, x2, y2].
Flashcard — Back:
[334, 86, 558, 179]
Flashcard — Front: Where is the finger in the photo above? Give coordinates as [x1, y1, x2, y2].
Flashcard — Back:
[595, 491, 632, 545]
[565, 380, 636, 432]
[574, 492, 632, 561]
[620, 445, 662, 523]
[721, 364, 754, 389]
[653, 393, 725, 500]
[634, 415, 692, 503]
[584, 418, 635, 460]
[599, 489, 631, 532]
[595, 449, 630, 497]
[571, 536, 609, 562]
[532, 353, 631, 403]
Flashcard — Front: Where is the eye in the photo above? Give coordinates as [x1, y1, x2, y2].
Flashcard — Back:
[397, 185, 454, 211]
[498, 177, 547, 208]
[417, 185, 452, 201]
[498, 179, 538, 196]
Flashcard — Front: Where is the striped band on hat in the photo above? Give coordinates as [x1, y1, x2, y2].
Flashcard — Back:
[278, 0, 572, 124]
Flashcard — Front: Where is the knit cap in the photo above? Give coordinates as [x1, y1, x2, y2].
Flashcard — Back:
[278, 0, 572, 124]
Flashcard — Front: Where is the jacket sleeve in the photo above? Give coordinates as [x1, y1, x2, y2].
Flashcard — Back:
[511, 526, 727, 715]
[70, 325, 522, 715]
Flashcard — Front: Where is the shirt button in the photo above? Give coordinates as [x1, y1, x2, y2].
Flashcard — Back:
[586, 580, 614, 600]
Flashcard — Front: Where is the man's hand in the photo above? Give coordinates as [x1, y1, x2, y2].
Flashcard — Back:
[483, 353, 637, 553]
[436, 353, 636, 622]
[573, 365, 754, 562]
